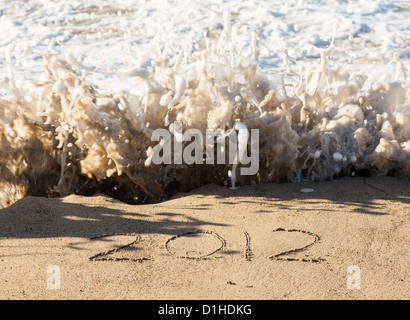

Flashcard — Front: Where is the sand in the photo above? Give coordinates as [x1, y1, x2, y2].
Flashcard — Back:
[0, 176, 409, 300]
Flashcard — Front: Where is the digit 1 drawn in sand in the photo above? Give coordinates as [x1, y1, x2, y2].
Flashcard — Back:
[268, 228, 323, 263]
[243, 230, 253, 261]
[165, 230, 226, 260]
[88, 233, 149, 262]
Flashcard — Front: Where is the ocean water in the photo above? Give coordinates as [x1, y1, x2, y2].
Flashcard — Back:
[0, 0, 409, 207]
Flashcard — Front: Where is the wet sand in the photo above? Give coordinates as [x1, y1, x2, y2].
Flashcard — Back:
[0, 176, 409, 300]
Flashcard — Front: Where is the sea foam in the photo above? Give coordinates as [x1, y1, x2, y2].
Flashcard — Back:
[0, 2, 409, 208]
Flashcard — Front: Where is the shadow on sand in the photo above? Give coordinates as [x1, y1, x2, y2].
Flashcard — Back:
[0, 176, 408, 241]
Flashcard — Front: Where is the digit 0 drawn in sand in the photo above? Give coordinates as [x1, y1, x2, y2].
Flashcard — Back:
[89, 233, 149, 262]
[268, 228, 323, 263]
[165, 230, 226, 260]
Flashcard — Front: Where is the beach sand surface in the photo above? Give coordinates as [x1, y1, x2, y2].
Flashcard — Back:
[0, 176, 409, 300]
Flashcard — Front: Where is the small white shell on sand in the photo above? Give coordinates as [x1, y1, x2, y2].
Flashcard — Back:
[300, 188, 314, 193]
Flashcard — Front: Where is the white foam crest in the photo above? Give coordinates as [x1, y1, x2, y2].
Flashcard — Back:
[0, 4, 410, 208]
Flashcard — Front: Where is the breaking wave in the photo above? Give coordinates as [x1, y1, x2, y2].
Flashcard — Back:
[1, 11, 409, 208]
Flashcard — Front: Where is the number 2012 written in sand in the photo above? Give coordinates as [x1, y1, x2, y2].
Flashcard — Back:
[88, 228, 324, 263]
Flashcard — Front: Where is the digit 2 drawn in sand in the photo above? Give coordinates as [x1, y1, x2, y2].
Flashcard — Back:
[88, 233, 149, 262]
[268, 228, 323, 263]
[164, 230, 226, 260]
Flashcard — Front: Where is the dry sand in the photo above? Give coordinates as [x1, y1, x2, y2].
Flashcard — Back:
[0, 176, 409, 300]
